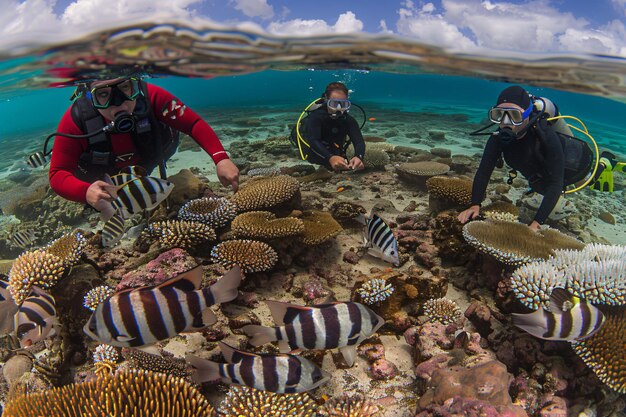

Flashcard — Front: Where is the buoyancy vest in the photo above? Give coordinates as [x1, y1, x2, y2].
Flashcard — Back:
[70, 80, 179, 181]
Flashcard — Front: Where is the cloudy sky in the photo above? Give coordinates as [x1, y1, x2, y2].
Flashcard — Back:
[1, 0, 625, 55]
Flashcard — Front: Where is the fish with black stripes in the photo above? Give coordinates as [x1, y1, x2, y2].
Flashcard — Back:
[11, 229, 36, 249]
[242, 300, 384, 367]
[101, 211, 127, 247]
[511, 287, 606, 341]
[357, 210, 399, 266]
[186, 341, 330, 393]
[83, 265, 242, 348]
[106, 165, 147, 187]
[96, 176, 174, 221]
[26, 151, 49, 168]
[0, 280, 57, 348]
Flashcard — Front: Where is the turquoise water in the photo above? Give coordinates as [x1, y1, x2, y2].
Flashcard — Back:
[1, 70, 625, 156]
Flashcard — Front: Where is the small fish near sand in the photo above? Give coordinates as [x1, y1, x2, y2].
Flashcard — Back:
[357, 210, 400, 266]
[242, 300, 384, 367]
[0, 280, 57, 348]
[26, 151, 49, 169]
[512, 287, 606, 341]
[186, 341, 331, 393]
[83, 265, 242, 348]
[10, 229, 37, 250]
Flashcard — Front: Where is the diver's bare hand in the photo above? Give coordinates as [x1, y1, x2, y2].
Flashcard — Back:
[216, 159, 240, 192]
[528, 220, 541, 231]
[349, 156, 364, 171]
[458, 205, 480, 224]
[86, 180, 114, 208]
[329, 156, 350, 171]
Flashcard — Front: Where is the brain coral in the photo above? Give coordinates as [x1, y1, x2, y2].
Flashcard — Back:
[347, 147, 390, 169]
[462, 220, 584, 266]
[230, 175, 300, 213]
[217, 385, 318, 417]
[178, 197, 237, 229]
[426, 176, 472, 206]
[211, 239, 278, 273]
[3, 369, 215, 417]
[141, 220, 216, 250]
[8, 249, 66, 305]
[300, 210, 343, 245]
[231, 211, 304, 240]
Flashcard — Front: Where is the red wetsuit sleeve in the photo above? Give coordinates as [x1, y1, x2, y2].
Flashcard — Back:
[48, 108, 92, 204]
[148, 84, 229, 164]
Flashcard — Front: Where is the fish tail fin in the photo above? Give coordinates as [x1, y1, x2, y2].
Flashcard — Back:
[185, 355, 223, 384]
[511, 310, 548, 339]
[206, 266, 242, 305]
[242, 324, 278, 346]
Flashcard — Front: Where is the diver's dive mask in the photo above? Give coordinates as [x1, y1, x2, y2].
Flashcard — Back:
[88, 78, 142, 109]
[326, 98, 351, 112]
[488, 103, 533, 126]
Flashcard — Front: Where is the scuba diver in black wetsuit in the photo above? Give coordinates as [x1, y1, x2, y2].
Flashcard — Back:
[458, 85, 624, 231]
[290, 82, 366, 171]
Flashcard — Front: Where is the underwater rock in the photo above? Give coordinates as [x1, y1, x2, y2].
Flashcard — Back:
[368, 358, 399, 381]
[464, 301, 494, 337]
[3, 355, 33, 387]
[115, 248, 197, 291]
[598, 211, 616, 225]
[168, 169, 207, 206]
[430, 147, 451, 158]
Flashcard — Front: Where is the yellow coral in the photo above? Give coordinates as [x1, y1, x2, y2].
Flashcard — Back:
[3, 369, 215, 417]
[142, 220, 216, 250]
[217, 385, 318, 417]
[230, 175, 300, 213]
[423, 298, 462, 325]
[318, 394, 381, 417]
[8, 250, 66, 305]
[45, 231, 87, 267]
[178, 197, 237, 229]
[231, 211, 304, 240]
[211, 239, 278, 273]
[300, 210, 343, 245]
[426, 176, 472, 206]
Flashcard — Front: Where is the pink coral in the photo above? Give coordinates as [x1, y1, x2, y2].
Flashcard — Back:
[116, 249, 198, 291]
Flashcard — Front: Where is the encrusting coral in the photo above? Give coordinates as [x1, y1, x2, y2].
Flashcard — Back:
[462, 220, 584, 266]
[426, 176, 472, 206]
[211, 239, 278, 273]
[8, 249, 66, 305]
[229, 175, 300, 213]
[318, 393, 381, 417]
[141, 220, 217, 250]
[178, 196, 237, 229]
[217, 385, 318, 417]
[300, 210, 343, 245]
[3, 369, 215, 417]
[422, 297, 462, 325]
[231, 211, 304, 240]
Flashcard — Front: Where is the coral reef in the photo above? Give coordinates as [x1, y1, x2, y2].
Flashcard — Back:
[300, 210, 343, 245]
[426, 176, 473, 207]
[122, 348, 190, 379]
[217, 385, 318, 417]
[395, 161, 450, 187]
[347, 146, 390, 169]
[211, 239, 278, 273]
[3, 369, 215, 417]
[462, 220, 584, 266]
[178, 197, 237, 229]
[229, 175, 300, 213]
[92, 344, 119, 376]
[422, 298, 463, 325]
[318, 393, 381, 417]
[355, 278, 395, 305]
[45, 231, 87, 267]
[231, 211, 304, 240]
[8, 249, 66, 305]
[83, 285, 115, 311]
[141, 220, 217, 250]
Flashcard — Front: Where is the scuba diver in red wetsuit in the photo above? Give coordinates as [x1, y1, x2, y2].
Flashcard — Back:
[48, 76, 239, 211]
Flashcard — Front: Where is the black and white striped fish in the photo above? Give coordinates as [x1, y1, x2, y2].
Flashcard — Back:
[106, 165, 148, 187]
[186, 341, 330, 393]
[242, 301, 384, 367]
[11, 230, 36, 249]
[26, 151, 49, 168]
[101, 212, 127, 247]
[512, 287, 606, 341]
[358, 210, 399, 266]
[0, 280, 57, 348]
[83, 266, 242, 347]
[98, 176, 174, 221]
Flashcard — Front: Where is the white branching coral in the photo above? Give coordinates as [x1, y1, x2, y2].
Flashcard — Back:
[356, 279, 394, 305]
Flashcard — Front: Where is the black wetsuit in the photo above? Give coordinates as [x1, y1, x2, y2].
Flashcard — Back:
[471, 123, 565, 225]
[302, 107, 365, 168]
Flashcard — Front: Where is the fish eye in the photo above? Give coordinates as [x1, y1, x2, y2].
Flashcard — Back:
[88, 319, 97, 333]
[312, 367, 322, 381]
[391, 251, 395, 255]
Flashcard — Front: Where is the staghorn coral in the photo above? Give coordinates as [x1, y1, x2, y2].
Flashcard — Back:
[318, 394, 381, 417]
[426, 176, 473, 206]
[462, 220, 584, 266]
[395, 161, 450, 185]
[511, 244, 626, 310]
[8, 249, 66, 305]
[356, 278, 395, 305]
[230, 175, 300, 213]
[122, 348, 190, 379]
[347, 147, 390, 169]
[217, 385, 318, 417]
[423, 298, 462, 325]
[300, 210, 343, 245]
[211, 239, 277, 273]
[231, 211, 304, 240]
[141, 220, 216, 250]
[3, 369, 215, 417]
[178, 197, 237, 229]
[45, 231, 87, 268]
[83, 285, 115, 311]
[572, 306, 626, 394]
[93, 344, 119, 377]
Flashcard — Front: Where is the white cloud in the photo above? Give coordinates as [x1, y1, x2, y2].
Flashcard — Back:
[62, 0, 199, 26]
[268, 11, 363, 35]
[379, 19, 393, 33]
[0, 0, 59, 36]
[230, 0, 274, 20]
